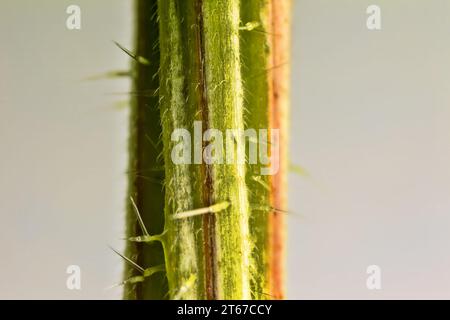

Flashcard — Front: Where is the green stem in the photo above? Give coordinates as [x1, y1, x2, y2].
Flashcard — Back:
[124, 0, 286, 300]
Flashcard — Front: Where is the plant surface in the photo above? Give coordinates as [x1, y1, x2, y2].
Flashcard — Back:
[122, 0, 291, 300]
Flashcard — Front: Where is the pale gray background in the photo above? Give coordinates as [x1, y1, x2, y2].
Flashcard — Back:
[1, 0, 450, 299]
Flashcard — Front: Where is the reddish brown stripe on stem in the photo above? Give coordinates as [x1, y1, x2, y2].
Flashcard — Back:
[195, 0, 218, 300]
[268, 0, 291, 300]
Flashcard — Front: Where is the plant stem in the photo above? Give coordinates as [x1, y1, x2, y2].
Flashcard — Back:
[124, 0, 291, 300]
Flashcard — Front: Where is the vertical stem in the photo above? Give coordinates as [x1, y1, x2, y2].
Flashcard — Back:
[125, 0, 291, 300]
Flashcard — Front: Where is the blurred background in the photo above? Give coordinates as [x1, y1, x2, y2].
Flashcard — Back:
[1, 0, 450, 299]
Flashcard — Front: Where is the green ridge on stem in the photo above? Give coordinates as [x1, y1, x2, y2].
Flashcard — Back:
[158, 0, 206, 299]
[240, 0, 272, 299]
[124, 0, 167, 300]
